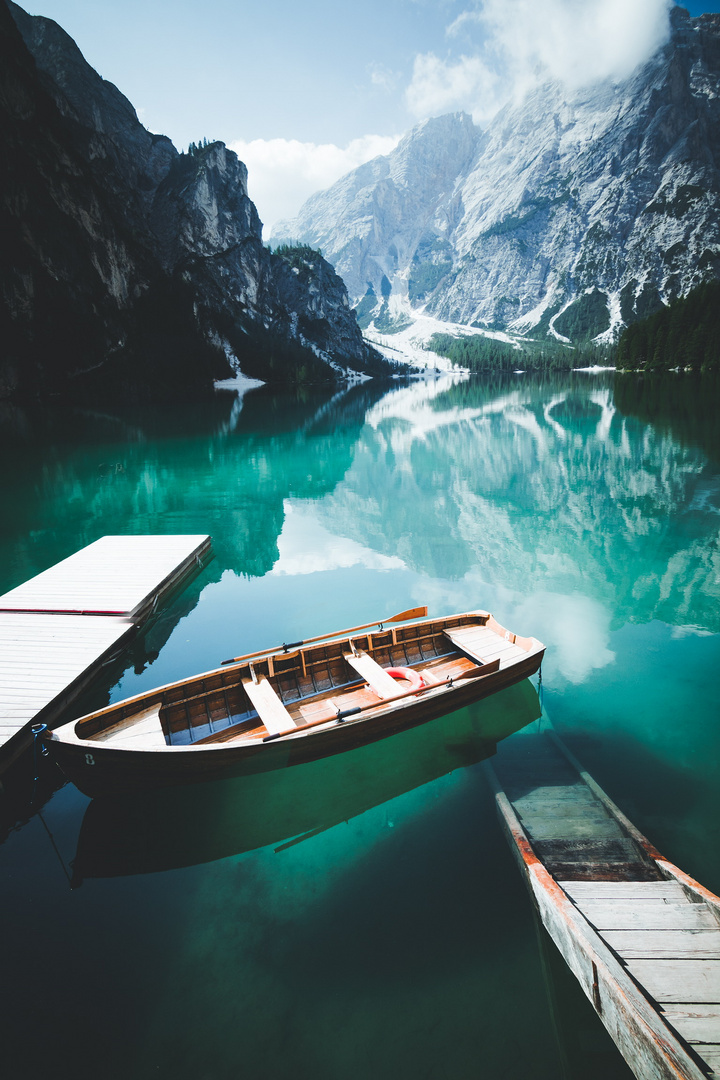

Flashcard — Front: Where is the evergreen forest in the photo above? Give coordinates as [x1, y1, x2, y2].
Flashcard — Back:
[427, 333, 608, 373]
[616, 280, 720, 371]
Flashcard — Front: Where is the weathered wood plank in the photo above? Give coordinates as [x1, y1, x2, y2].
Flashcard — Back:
[534, 837, 642, 863]
[624, 959, 720, 1003]
[521, 818, 624, 840]
[486, 763, 710, 1080]
[550, 863, 662, 882]
[662, 1004, 720, 1043]
[561, 881, 689, 902]
[697, 1048, 720, 1071]
[603, 929, 720, 959]
[580, 901, 718, 931]
[514, 787, 602, 809]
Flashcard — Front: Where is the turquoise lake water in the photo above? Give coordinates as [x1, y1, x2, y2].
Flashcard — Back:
[1, 370, 719, 1078]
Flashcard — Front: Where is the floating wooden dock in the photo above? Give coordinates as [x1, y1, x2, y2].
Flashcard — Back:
[486, 729, 720, 1080]
[0, 535, 211, 770]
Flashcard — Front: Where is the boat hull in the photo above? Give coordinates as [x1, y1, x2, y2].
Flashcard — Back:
[50, 609, 545, 797]
[52, 653, 541, 797]
[72, 679, 542, 881]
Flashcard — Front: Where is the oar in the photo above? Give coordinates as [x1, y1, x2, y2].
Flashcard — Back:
[262, 658, 501, 742]
[220, 606, 428, 666]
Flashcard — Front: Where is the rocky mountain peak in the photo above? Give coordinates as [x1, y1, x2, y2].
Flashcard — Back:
[1, 0, 388, 400]
[275, 7, 720, 344]
[273, 111, 483, 303]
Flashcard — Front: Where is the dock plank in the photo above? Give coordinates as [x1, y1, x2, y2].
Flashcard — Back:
[697, 1048, 720, 1071]
[521, 818, 623, 840]
[0, 534, 209, 617]
[488, 732, 720, 1080]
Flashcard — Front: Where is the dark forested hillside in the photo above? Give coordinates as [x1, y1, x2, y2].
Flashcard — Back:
[616, 281, 720, 371]
[427, 333, 608, 373]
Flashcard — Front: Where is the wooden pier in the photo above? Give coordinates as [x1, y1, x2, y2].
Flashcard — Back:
[486, 729, 720, 1080]
[0, 535, 211, 770]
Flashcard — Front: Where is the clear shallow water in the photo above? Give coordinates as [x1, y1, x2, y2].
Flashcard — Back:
[1, 370, 719, 1079]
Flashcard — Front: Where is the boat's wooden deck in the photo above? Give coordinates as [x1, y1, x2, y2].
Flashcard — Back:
[489, 731, 720, 1080]
[444, 624, 527, 669]
[94, 705, 167, 749]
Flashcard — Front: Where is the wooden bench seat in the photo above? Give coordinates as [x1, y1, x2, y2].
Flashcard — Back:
[242, 674, 297, 735]
[344, 649, 400, 699]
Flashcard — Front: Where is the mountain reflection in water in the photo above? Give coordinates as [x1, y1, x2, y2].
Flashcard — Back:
[73, 680, 540, 883]
[1, 370, 718, 1080]
[306, 372, 720, 633]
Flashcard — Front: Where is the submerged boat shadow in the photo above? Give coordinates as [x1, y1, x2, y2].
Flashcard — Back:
[73, 679, 540, 884]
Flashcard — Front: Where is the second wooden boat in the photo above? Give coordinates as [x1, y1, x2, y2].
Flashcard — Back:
[48, 606, 545, 796]
[487, 729, 720, 1080]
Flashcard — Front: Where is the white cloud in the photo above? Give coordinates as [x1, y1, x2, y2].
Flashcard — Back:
[406, 0, 673, 125]
[228, 133, 401, 237]
[406, 53, 504, 124]
[368, 62, 401, 92]
[270, 503, 406, 576]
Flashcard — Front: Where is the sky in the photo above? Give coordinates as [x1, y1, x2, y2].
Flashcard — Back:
[20, 0, 720, 235]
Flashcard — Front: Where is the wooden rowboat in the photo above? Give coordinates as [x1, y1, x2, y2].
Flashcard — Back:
[48, 606, 545, 796]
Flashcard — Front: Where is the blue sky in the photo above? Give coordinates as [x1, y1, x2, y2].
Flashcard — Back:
[20, 0, 720, 232]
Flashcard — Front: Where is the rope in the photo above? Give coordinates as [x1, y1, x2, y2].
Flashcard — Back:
[29, 722, 49, 809]
[37, 812, 74, 888]
[31, 723, 49, 780]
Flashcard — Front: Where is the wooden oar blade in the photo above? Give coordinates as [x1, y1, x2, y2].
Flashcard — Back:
[386, 606, 427, 623]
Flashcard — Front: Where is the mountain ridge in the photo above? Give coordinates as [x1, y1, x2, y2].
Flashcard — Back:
[273, 7, 720, 345]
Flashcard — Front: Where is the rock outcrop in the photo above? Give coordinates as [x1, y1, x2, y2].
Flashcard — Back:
[274, 8, 720, 343]
[0, 0, 385, 400]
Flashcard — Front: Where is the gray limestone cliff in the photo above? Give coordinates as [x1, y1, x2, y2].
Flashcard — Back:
[274, 8, 720, 343]
[0, 0, 386, 400]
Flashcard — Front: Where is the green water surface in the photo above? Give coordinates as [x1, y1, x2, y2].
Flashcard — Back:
[1, 370, 719, 1079]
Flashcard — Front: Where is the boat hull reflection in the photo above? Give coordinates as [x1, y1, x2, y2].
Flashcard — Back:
[73, 680, 540, 884]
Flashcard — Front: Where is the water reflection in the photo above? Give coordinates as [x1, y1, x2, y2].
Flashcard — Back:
[1, 370, 718, 693]
[302, 372, 720, 649]
[73, 681, 539, 882]
[0, 381, 392, 593]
